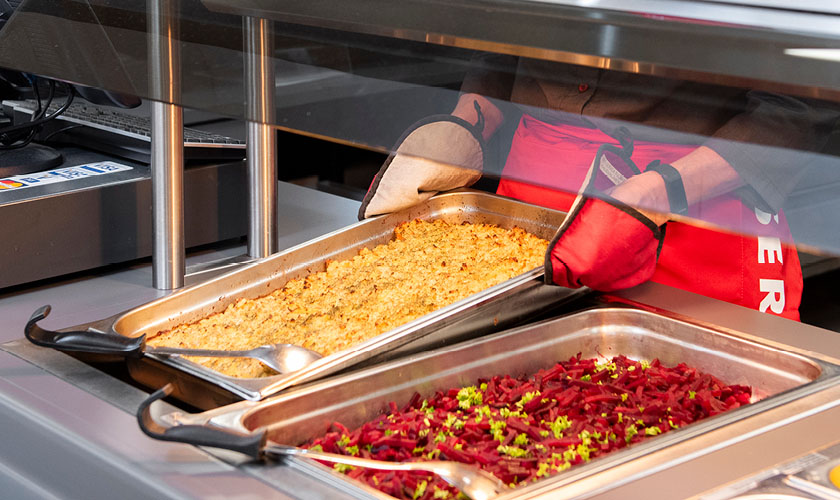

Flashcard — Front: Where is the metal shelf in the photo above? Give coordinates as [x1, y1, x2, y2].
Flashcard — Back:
[203, 0, 840, 100]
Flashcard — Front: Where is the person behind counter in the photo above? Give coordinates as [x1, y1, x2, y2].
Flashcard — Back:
[358, 56, 839, 321]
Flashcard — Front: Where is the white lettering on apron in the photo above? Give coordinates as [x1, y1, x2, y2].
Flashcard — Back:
[759, 279, 786, 314]
[754, 208, 785, 316]
[754, 208, 779, 226]
[757, 236, 783, 264]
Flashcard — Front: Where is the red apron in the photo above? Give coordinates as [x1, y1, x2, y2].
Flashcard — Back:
[497, 115, 802, 320]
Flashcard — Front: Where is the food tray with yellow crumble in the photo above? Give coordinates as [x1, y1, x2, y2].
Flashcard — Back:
[147, 218, 549, 378]
[85, 190, 574, 406]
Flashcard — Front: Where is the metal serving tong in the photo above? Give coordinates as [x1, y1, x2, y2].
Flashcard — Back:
[138, 384, 508, 500]
[25, 305, 322, 374]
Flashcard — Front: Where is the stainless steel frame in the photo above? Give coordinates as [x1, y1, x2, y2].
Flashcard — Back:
[6, 271, 840, 499]
[156, 306, 840, 499]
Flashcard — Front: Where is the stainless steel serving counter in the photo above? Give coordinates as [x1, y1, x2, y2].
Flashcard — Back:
[2, 183, 840, 499]
[0, 181, 362, 499]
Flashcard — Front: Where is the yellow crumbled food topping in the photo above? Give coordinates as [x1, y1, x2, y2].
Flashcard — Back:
[147, 219, 548, 377]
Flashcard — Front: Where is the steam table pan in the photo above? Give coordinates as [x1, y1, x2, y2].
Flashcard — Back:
[26, 190, 579, 408]
[144, 307, 840, 499]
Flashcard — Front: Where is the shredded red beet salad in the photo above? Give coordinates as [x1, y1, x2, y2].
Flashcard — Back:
[305, 354, 752, 499]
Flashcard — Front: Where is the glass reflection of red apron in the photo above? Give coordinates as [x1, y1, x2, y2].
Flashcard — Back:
[497, 115, 802, 320]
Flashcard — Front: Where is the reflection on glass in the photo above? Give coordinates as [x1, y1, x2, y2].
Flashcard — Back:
[359, 53, 840, 321]
[0, 0, 839, 319]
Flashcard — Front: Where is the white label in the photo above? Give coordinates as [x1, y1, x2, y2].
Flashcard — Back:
[599, 155, 627, 186]
[0, 161, 133, 193]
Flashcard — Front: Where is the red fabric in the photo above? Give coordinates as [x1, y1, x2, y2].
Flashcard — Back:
[498, 115, 802, 320]
[549, 198, 660, 291]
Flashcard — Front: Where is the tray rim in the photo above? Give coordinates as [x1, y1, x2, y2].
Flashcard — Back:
[210, 305, 837, 427]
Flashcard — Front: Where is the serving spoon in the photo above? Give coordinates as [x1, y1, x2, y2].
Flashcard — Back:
[138, 383, 508, 500]
[25, 305, 322, 374]
[264, 443, 508, 500]
[146, 343, 322, 374]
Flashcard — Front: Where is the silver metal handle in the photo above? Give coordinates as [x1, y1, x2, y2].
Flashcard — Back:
[266, 444, 424, 471]
[265, 444, 488, 485]
[264, 443, 507, 499]
[783, 475, 840, 500]
[146, 346, 256, 358]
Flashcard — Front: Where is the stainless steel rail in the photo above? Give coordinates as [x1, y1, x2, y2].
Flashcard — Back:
[148, 0, 186, 290]
[244, 17, 278, 259]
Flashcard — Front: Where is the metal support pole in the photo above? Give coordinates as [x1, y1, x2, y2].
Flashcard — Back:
[244, 16, 277, 258]
[148, 0, 185, 289]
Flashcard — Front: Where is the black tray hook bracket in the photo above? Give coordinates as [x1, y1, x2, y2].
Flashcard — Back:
[137, 384, 266, 459]
[25, 304, 146, 357]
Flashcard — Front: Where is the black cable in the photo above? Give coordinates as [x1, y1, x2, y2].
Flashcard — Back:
[1, 81, 63, 135]
[0, 76, 42, 148]
[1, 127, 34, 149]
[0, 80, 74, 149]
[2, 79, 56, 149]
[31, 79, 55, 123]
[30, 75, 42, 117]
[39, 123, 83, 144]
